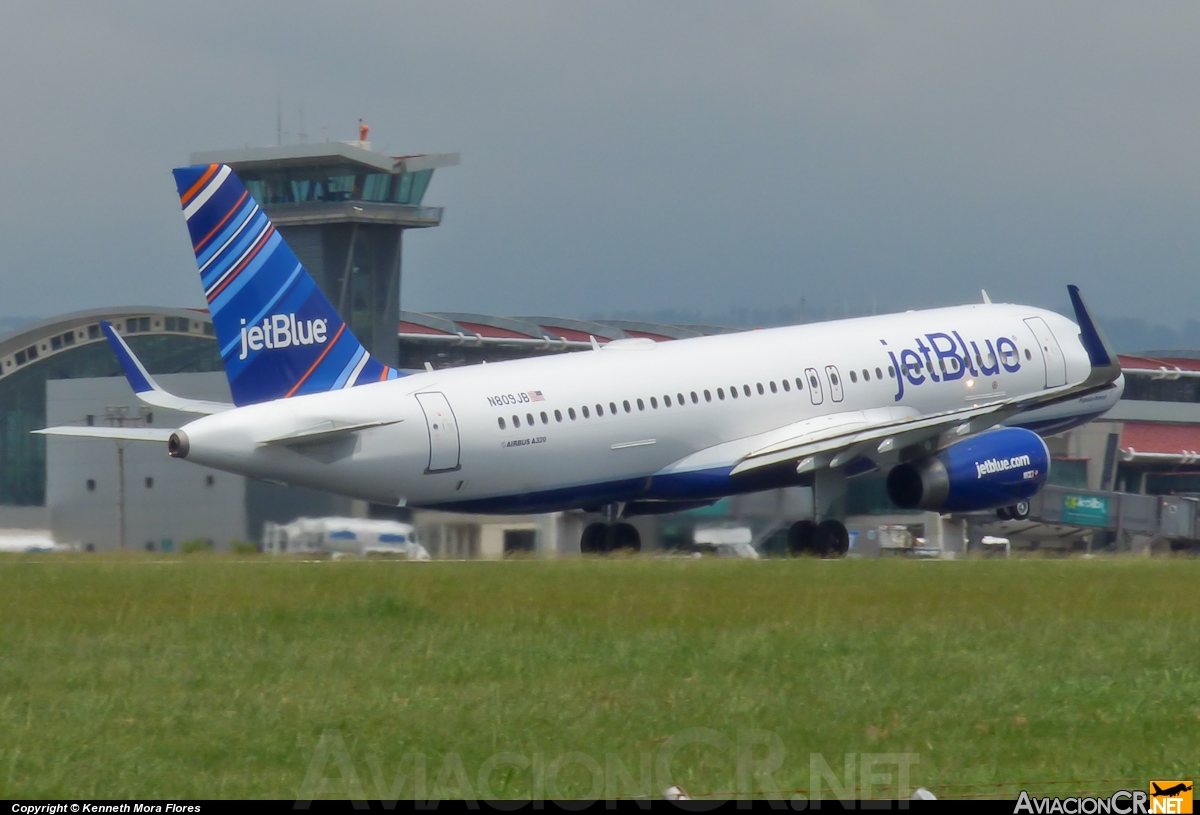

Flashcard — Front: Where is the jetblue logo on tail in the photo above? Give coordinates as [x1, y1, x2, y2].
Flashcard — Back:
[238, 315, 329, 360]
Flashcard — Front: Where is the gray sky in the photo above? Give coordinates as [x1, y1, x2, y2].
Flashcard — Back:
[2, 2, 1199, 325]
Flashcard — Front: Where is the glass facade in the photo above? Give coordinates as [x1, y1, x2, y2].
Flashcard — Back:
[0, 334, 222, 506]
[240, 168, 433, 206]
[1122, 375, 1200, 403]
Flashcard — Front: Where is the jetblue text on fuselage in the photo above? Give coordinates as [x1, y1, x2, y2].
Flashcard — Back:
[238, 315, 328, 360]
[883, 331, 1022, 402]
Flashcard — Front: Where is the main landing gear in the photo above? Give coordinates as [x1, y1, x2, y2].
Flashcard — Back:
[787, 465, 850, 558]
[580, 521, 642, 554]
[787, 519, 849, 558]
[996, 500, 1031, 521]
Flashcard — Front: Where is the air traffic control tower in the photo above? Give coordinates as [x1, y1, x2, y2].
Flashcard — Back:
[189, 141, 459, 366]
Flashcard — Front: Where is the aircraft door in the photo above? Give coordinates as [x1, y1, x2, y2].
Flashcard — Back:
[825, 366, 845, 402]
[414, 392, 461, 473]
[805, 368, 824, 405]
[1023, 317, 1067, 388]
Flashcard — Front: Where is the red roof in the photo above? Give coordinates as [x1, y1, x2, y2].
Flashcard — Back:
[453, 321, 534, 340]
[540, 326, 596, 343]
[398, 321, 451, 336]
[1118, 354, 1200, 373]
[621, 329, 673, 341]
[1120, 422, 1200, 456]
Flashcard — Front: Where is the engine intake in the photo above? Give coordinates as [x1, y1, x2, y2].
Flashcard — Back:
[886, 427, 1049, 512]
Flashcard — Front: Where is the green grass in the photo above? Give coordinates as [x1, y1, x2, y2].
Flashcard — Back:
[0, 555, 1197, 799]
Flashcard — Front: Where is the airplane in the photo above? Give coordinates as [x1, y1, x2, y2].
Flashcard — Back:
[1152, 783, 1192, 798]
[36, 162, 1125, 555]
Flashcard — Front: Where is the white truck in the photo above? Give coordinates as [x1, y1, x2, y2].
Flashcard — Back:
[262, 517, 430, 560]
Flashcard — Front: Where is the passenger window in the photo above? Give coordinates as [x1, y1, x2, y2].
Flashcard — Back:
[1025, 349, 1032, 360]
[692, 391, 700, 403]
[862, 369, 869, 381]
[758, 383, 765, 395]
[583, 406, 590, 418]
[717, 388, 725, 400]
[498, 417, 506, 429]
[888, 366, 896, 378]
[704, 390, 711, 402]
[596, 404, 604, 416]
[744, 384, 752, 397]
[769, 381, 777, 393]
[650, 397, 658, 408]
[830, 373, 840, 386]
[678, 392, 686, 405]
[795, 377, 804, 391]
[527, 413, 534, 426]
[637, 398, 645, 410]
[609, 402, 617, 415]
[540, 411, 548, 424]
[875, 367, 882, 379]
[513, 415, 521, 427]
[555, 409, 562, 422]
[663, 395, 671, 407]
[726, 387, 735, 399]
[782, 379, 790, 392]
[849, 371, 858, 383]
[569, 407, 577, 420]
[623, 400, 631, 413]
[809, 374, 819, 389]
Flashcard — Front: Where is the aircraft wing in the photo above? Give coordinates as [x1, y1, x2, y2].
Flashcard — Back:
[33, 426, 175, 442]
[685, 285, 1123, 478]
[101, 321, 232, 415]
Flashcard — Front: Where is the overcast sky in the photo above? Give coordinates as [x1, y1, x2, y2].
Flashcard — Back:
[2, 2, 1199, 326]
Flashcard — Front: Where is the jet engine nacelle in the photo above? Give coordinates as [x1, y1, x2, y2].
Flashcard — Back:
[886, 427, 1050, 512]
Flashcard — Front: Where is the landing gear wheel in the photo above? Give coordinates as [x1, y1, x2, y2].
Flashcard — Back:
[996, 506, 1013, 521]
[787, 520, 817, 557]
[1009, 501, 1030, 521]
[581, 522, 608, 554]
[815, 520, 849, 558]
[611, 522, 642, 552]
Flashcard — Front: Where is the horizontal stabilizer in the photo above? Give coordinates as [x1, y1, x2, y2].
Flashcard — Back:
[34, 426, 175, 442]
[101, 321, 231, 415]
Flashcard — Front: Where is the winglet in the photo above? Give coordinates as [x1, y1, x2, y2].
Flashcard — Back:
[1067, 285, 1116, 369]
[981, 289, 992, 304]
[100, 321, 231, 415]
[101, 321, 155, 393]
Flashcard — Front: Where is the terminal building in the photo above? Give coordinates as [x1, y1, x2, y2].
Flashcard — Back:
[4, 139, 1200, 553]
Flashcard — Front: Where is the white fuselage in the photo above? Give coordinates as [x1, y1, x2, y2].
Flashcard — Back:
[175, 303, 1122, 513]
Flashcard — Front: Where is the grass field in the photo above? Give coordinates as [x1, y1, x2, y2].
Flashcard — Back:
[0, 555, 1197, 800]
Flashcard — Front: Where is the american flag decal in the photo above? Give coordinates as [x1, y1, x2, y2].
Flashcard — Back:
[527, 390, 545, 402]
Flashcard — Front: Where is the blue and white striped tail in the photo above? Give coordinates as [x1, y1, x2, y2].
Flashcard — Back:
[172, 164, 403, 406]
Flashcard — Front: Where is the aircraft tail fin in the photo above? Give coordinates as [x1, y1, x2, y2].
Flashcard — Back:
[171, 164, 404, 406]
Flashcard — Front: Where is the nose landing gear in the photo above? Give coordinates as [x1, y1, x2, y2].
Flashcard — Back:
[996, 500, 1031, 521]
